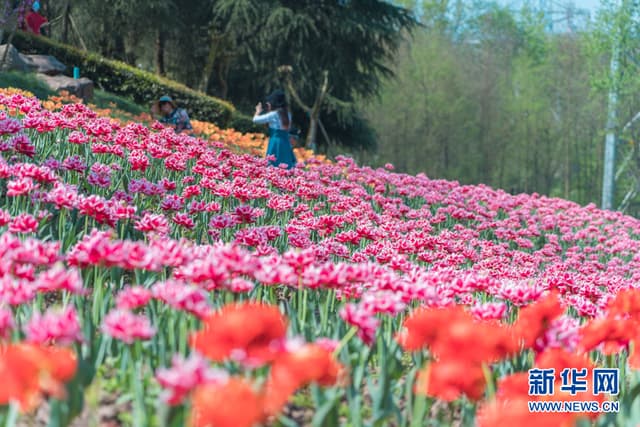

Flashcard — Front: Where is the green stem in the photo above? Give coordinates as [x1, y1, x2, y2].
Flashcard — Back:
[333, 326, 358, 358]
[320, 291, 331, 334]
[5, 403, 17, 427]
[131, 342, 147, 426]
[300, 288, 308, 335]
[94, 336, 110, 370]
[482, 363, 495, 398]
[410, 394, 428, 427]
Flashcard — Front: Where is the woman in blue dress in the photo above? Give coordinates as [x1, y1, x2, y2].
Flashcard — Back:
[252, 90, 297, 169]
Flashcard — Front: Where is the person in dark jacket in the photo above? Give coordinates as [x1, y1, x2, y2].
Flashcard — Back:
[151, 95, 193, 134]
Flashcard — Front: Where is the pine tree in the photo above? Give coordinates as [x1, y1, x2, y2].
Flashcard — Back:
[211, 0, 417, 150]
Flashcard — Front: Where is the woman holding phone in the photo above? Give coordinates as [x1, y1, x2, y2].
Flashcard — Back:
[253, 89, 297, 169]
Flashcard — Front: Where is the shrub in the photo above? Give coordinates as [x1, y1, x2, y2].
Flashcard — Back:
[93, 89, 147, 116]
[12, 31, 234, 127]
[228, 112, 267, 135]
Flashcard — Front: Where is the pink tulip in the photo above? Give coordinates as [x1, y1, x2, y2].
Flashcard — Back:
[25, 306, 83, 345]
[156, 353, 228, 405]
[116, 286, 153, 310]
[102, 309, 155, 344]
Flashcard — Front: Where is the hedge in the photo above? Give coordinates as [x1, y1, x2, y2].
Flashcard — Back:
[12, 31, 235, 127]
[229, 111, 267, 135]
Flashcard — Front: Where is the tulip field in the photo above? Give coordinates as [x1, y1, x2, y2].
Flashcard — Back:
[2, 88, 640, 427]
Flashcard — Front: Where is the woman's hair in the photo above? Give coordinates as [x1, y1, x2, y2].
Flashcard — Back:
[277, 106, 290, 129]
[267, 90, 289, 129]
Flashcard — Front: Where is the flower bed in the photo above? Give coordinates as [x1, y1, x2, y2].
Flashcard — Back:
[0, 89, 639, 426]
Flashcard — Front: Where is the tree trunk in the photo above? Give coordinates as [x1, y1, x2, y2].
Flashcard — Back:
[602, 47, 619, 210]
[113, 34, 126, 62]
[69, 13, 88, 51]
[307, 116, 319, 150]
[1, 3, 20, 70]
[155, 29, 166, 76]
[305, 71, 329, 148]
[200, 40, 215, 92]
[564, 134, 570, 199]
[0, 5, 8, 64]
[62, 0, 71, 43]
[216, 59, 230, 99]
[279, 66, 330, 150]
[200, 32, 228, 94]
[41, 0, 50, 36]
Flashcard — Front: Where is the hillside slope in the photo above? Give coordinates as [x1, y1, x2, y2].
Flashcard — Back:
[0, 89, 637, 426]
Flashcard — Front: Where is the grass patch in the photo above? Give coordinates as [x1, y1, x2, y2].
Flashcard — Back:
[0, 70, 147, 116]
[93, 89, 146, 116]
[0, 70, 55, 99]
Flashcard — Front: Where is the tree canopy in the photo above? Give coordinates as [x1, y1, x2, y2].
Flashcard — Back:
[43, 0, 417, 150]
[360, 0, 640, 212]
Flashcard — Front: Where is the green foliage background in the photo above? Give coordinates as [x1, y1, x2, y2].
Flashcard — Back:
[10, 0, 640, 210]
[357, 0, 640, 211]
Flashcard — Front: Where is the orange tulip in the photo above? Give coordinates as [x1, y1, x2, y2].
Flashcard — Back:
[264, 343, 344, 415]
[0, 343, 77, 412]
[190, 302, 287, 365]
[190, 378, 264, 427]
[627, 338, 640, 369]
[414, 360, 486, 402]
[512, 291, 564, 349]
[396, 306, 452, 351]
[495, 372, 530, 400]
[607, 289, 640, 319]
[398, 306, 516, 364]
[536, 348, 594, 373]
[579, 317, 633, 354]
